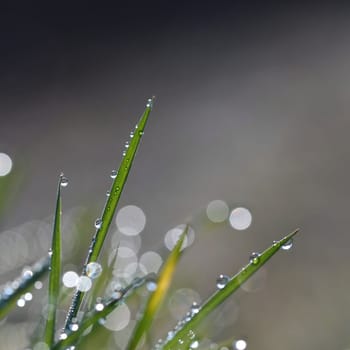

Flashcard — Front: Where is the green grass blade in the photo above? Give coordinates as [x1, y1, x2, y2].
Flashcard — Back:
[127, 226, 188, 350]
[162, 228, 300, 350]
[0, 256, 49, 319]
[43, 175, 63, 346]
[52, 275, 155, 350]
[64, 98, 154, 329]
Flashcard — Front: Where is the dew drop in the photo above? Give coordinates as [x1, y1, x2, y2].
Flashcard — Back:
[190, 302, 200, 315]
[234, 339, 247, 350]
[216, 274, 229, 289]
[138, 130, 144, 136]
[86, 262, 103, 279]
[95, 303, 104, 311]
[106, 190, 110, 197]
[59, 333, 68, 340]
[190, 340, 199, 349]
[146, 281, 157, 292]
[125, 141, 129, 149]
[69, 323, 79, 332]
[17, 298, 25, 307]
[94, 218, 102, 229]
[60, 176, 69, 187]
[281, 239, 293, 251]
[130, 131, 134, 138]
[110, 170, 118, 179]
[249, 252, 260, 265]
[273, 240, 279, 247]
[122, 150, 127, 156]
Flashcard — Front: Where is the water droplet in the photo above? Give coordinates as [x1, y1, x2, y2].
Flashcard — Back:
[122, 150, 126, 156]
[190, 302, 200, 315]
[48, 249, 53, 257]
[234, 339, 247, 350]
[24, 292, 33, 301]
[59, 333, 68, 340]
[190, 340, 199, 349]
[130, 131, 134, 138]
[249, 252, 260, 265]
[34, 281, 43, 289]
[110, 170, 117, 179]
[281, 238, 293, 251]
[60, 176, 69, 187]
[69, 323, 79, 331]
[17, 298, 25, 307]
[125, 141, 129, 149]
[76, 276, 92, 292]
[106, 190, 110, 197]
[146, 98, 154, 109]
[216, 274, 229, 289]
[95, 303, 104, 311]
[94, 218, 102, 229]
[273, 240, 279, 247]
[146, 281, 157, 292]
[138, 130, 144, 136]
[86, 262, 103, 279]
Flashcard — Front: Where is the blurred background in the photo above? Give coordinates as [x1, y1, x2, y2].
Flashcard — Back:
[1, 1, 350, 349]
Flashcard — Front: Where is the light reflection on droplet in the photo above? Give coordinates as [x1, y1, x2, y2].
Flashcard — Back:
[206, 200, 229, 223]
[24, 292, 33, 301]
[0, 153, 13, 176]
[164, 224, 195, 251]
[17, 298, 25, 307]
[62, 271, 79, 288]
[34, 281, 43, 289]
[234, 339, 247, 350]
[103, 303, 130, 331]
[139, 251, 163, 274]
[116, 205, 146, 236]
[86, 262, 103, 279]
[281, 239, 293, 251]
[229, 207, 252, 230]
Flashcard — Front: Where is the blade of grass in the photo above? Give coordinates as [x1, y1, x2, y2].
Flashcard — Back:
[0, 256, 49, 319]
[53, 274, 156, 350]
[43, 175, 63, 346]
[162, 228, 300, 350]
[64, 98, 154, 329]
[127, 226, 188, 350]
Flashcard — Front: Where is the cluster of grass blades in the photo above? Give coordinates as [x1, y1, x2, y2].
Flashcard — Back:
[0, 98, 300, 350]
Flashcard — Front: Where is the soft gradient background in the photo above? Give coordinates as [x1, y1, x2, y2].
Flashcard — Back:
[1, 2, 350, 349]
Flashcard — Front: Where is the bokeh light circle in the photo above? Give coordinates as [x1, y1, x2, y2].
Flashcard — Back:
[0, 153, 12, 176]
[229, 207, 252, 230]
[116, 205, 146, 236]
[206, 200, 229, 223]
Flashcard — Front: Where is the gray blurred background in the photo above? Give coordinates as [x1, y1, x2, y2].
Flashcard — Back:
[1, 2, 350, 349]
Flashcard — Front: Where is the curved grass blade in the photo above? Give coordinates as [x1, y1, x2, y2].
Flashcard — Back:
[127, 226, 188, 350]
[53, 275, 155, 350]
[64, 98, 154, 329]
[0, 256, 49, 319]
[162, 228, 300, 350]
[43, 175, 63, 347]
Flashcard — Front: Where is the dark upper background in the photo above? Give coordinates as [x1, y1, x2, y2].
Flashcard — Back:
[1, 1, 350, 349]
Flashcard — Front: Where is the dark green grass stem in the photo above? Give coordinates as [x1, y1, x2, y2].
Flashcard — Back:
[63, 98, 154, 330]
[162, 228, 300, 350]
[43, 176, 62, 347]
